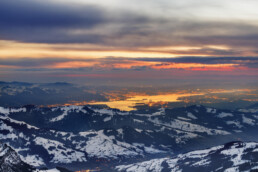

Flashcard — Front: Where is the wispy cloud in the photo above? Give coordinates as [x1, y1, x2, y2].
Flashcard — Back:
[1, 57, 257, 71]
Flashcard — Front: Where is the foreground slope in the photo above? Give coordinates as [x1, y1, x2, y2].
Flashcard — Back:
[0, 142, 34, 172]
[116, 141, 258, 172]
[0, 142, 71, 172]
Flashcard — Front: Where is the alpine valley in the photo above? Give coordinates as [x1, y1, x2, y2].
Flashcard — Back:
[0, 104, 258, 171]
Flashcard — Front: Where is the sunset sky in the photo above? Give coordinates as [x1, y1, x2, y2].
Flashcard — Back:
[1, 0, 258, 85]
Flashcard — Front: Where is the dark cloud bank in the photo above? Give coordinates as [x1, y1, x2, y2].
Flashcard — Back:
[1, 0, 258, 50]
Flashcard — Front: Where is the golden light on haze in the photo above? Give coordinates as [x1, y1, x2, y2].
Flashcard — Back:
[89, 89, 252, 111]
[90, 93, 204, 111]
[0, 40, 256, 73]
[0, 40, 181, 59]
[143, 46, 203, 51]
[0, 40, 233, 59]
[43, 89, 255, 111]
[206, 45, 230, 50]
[0, 39, 241, 71]
[0, 47, 180, 59]
[143, 45, 231, 51]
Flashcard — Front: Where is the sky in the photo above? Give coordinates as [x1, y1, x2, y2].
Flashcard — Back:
[0, 0, 258, 85]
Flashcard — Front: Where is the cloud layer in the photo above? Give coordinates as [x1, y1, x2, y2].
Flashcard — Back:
[0, 0, 258, 84]
[0, 0, 258, 51]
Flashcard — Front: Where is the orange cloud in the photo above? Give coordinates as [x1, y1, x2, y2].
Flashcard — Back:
[44, 60, 240, 71]
[0, 40, 181, 59]
[0, 57, 244, 72]
[107, 60, 159, 69]
[0, 65, 19, 69]
[0, 40, 242, 59]
[47, 61, 99, 68]
[151, 63, 239, 71]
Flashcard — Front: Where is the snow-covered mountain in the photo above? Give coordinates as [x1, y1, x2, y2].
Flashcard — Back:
[116, 141, 258, 172]
[0, 105, 258, 171]
[0, 142, 72, 172]
[0, 142, 35, 172]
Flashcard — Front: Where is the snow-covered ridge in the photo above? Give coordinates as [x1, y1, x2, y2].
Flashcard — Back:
[50, 105, 88, 122]
[34, 137, 86, 163]
[116, 141, 258, 172]
[0, 107, 26, 116]
[0, 115, 39, 130]
[76, 129, 165, 159]
[1, 104, 258, 171]
[148, 117, 230, 136]
[0, 142, 68, 172]
[217, 112, 233, 118]
[239, 108, 258, 113]
[0, 142, 35, 172]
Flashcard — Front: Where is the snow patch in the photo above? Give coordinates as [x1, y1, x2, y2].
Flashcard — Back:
[50, 106, 87, 122]
[242, 115, 255, 126]
[187, 112, 197, 119]
[206, 108, 216, 114]
[34, 137, 86, 163]
[0, 107, 26, 116]
[217, 112, 233, 118]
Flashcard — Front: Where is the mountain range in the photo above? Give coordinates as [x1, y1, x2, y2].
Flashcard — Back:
[0, 104, 258, 171]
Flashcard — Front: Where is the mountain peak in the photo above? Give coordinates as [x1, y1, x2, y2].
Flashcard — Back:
[223, 141, 245, 149]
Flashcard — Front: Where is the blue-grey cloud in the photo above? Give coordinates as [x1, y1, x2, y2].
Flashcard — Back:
[1, 0, 258, 50]
[0, 0, 106, 43]
[139, 56, 258, 68]
[138, 56, 257, 63]
[0, 1, 104, 28]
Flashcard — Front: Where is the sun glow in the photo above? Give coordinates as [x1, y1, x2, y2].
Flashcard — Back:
[0, 40, 181, 59]
[88, 89, 253, 111]
[0, 40, 232, 60]
[89, 92, 204, 111]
